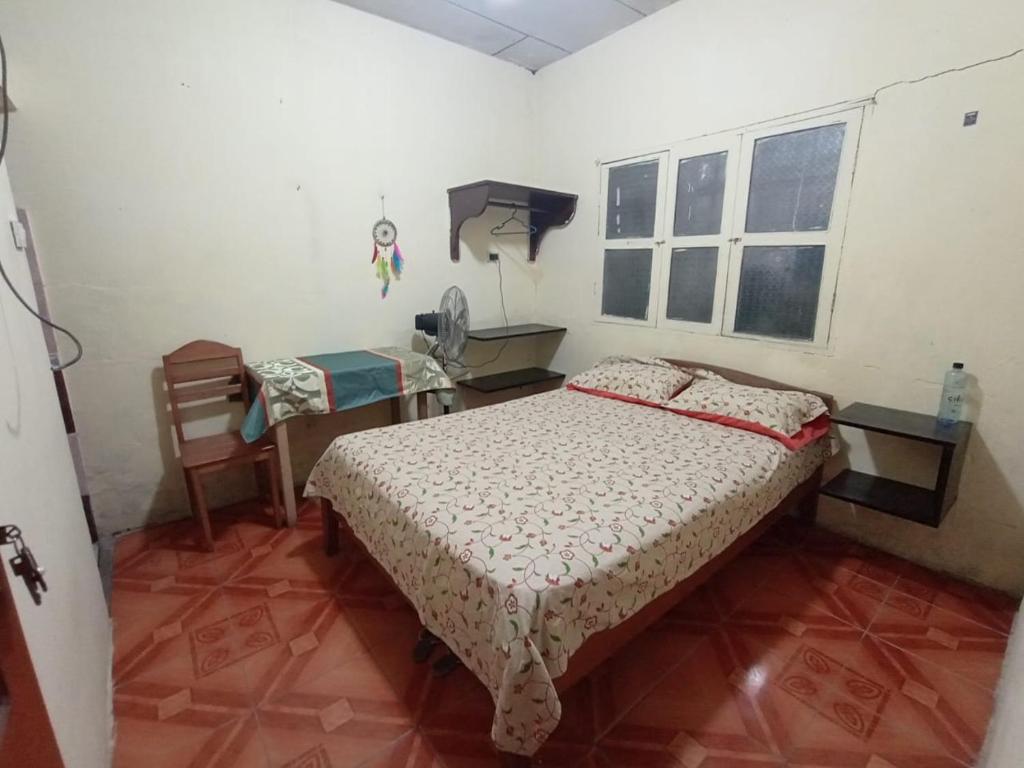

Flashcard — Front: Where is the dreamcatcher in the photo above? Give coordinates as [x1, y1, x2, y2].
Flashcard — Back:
[371, 196, 404, 298]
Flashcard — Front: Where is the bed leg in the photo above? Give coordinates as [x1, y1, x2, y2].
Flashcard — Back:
[321, 498, 340, 556]
[798, 468, 822, 524]
[498, 752, 531, 768]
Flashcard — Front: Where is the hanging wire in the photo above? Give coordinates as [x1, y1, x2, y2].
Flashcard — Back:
[0, 30, 84, 371]
[447, 254, 510, 373]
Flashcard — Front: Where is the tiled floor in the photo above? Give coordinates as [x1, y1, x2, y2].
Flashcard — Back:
[112, 500, 1017, 768]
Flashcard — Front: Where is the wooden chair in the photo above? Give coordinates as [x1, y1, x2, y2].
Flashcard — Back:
[162, 340, 283, 551]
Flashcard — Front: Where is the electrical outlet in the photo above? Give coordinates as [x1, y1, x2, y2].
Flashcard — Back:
[9, 220, 27, 250]
[489, 252, 499, 262]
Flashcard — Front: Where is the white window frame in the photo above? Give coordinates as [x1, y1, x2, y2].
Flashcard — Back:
[656, 134, 742, 336]
[596, 151, 669, 328]
[595, 107, 864, 350]
[722, 108, 863, 347]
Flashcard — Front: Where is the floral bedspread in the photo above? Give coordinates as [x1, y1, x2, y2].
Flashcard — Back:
[304, 389, 829, 756]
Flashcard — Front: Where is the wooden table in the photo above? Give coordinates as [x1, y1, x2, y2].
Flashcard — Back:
[242, 348, 452, 525]
[268, 392, 431, 525]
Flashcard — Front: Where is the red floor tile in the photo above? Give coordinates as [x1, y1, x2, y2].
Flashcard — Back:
[115, 710, 268, 768]
[363, 730, 449, 767]
[811, 634, 994, 765]
[112, 506, 1015, 768]
[868, 590, 1009, 691]
[600, 632, 808, 764]
[585, 617, 709, 735]
[892, 564, 1018, 636]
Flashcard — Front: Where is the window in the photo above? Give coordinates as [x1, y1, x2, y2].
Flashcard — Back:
[598, 152, 668, 323]
[598, 109, 862, 346]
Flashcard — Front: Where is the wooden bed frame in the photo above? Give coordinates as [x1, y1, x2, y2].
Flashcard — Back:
[318, 361, 834, 767]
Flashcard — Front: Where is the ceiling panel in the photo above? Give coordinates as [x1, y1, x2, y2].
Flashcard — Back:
[332, 0, 682, 70]
[450, 0, 641, 52]
[494, 36, 566, 72]
[616, 0, 679, 15]
[337, 0, 522, 55]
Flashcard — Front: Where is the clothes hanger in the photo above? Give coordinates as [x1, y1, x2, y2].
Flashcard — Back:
[490, 206, 537, 236]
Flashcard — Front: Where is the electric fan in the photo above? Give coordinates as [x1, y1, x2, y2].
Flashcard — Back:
[415, 285, 470, 368]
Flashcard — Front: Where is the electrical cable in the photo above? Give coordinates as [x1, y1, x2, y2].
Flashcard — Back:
[450, 254, 510, 372]
[0, 30, 83, 371]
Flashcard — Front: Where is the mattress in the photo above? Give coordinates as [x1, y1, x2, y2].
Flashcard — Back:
[304, 388, 829, 755]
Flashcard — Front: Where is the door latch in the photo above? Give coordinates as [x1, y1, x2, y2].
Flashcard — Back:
[1, 525, 47, 605]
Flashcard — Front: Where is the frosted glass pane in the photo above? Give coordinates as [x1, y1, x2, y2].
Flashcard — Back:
[606, 161, 659, 238]
[602, 249, 652, 320]
[745, 124, 845, 233]
[674, 152, 727, 236]
[734, 245, 825, 340]
[666, 247, 717, 323]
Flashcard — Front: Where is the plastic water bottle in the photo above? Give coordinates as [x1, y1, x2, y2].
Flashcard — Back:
[937, 362, 967, 426]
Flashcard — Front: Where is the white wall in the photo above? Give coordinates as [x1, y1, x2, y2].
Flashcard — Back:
[0, 0, 542, 533]
[981, 604, 1024, 767]
[0, 163, 112, 766]
[3, 0, 1024, 592]
[532, 0, 1024, 592]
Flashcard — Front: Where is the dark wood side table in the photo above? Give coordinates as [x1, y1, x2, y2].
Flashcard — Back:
[819, 402, 971, 528]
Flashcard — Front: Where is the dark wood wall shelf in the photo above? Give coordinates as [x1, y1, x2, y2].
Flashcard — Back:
[459, 367, 565, 394]
[467, 323, 566, 342]
[820, 402, 971, 528]
[448, 180, 577, 262]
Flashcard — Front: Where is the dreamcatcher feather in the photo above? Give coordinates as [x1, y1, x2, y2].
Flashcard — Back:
[371, 197, 404, 298]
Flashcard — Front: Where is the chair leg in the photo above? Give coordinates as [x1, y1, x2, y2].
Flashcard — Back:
[184, 470, 198, 517]
[188, 470, 215, 552]
[266, 458, 284, 529]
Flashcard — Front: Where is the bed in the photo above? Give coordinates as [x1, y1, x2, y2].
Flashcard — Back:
[304, 360, 832, 765]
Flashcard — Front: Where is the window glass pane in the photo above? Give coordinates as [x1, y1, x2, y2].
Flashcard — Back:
[734, 245, 825, 340]
[666, 247, 717, 323]
[606, 161, 659, 238]
[674, 152, 727, 236]
[602, 248, 652, 320]
[745, 123, 846, 233]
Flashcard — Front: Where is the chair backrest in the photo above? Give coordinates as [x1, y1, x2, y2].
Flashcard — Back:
[162, 340, 249, 444]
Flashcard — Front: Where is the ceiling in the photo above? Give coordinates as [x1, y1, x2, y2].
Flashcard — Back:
[333, 0, 681, 72]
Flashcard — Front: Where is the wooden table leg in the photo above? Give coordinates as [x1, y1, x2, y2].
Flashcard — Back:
[273, 421, 297, 526]
[390, 396, 402, 425]
[417, 391, 428, 420]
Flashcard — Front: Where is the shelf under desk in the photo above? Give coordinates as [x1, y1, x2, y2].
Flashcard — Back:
[458, 367, 565, 394]
[466, 324, 566, 342]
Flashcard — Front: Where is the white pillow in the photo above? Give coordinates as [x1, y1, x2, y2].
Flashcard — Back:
[567, 356, 692, 405]
[666, 378, 828, 437]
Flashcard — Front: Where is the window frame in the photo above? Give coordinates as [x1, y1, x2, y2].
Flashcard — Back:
[594, 107, 864, 350]
[722, 109, 863, 347]
[656, 134, 742, 336]
[595, 151, 670, 328]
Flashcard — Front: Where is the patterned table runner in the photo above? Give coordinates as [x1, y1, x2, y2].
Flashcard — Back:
[241, 347, 453, 442]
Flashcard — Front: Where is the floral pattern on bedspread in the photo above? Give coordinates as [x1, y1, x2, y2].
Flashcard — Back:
[304, 389, 828, 756]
